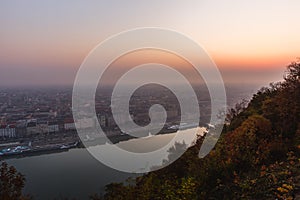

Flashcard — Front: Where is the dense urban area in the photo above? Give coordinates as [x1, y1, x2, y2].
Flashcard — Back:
[0, 84, 223, 157]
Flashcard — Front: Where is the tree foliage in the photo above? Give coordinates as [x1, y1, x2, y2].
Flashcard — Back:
[0, 162, 31, 200]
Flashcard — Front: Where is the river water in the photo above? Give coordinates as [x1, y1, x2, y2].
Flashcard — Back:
[4, 127, 201, 200]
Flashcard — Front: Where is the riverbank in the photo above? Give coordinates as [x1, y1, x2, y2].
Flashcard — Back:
[0, 122, 206, 160]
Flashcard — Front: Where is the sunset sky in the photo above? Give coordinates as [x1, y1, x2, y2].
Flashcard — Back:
[1, 0, 300, 87]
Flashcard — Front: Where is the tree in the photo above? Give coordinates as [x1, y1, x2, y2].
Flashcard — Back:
[0, 162, 31, 200]
[224, 115, 272, 169]
[283, 60, 300, 88]
[225, 99, 248, 124]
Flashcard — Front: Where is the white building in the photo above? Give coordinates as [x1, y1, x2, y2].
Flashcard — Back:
[48, 122, 59, 133]
[64, 119, 76, 130]
[0, 125, 16, 138]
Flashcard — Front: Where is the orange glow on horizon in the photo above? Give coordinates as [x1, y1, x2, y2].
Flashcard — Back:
[211, 53, 297, 70]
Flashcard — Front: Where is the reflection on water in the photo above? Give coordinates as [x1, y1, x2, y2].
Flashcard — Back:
[88, 127, 205, 173]
[5, 127, 202, 199]
[117, 127, 204, 153]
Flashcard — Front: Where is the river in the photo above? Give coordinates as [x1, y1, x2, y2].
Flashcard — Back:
[4, 127, 202, 200]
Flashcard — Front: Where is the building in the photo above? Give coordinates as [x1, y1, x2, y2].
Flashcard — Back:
[0, 124, 16, 138]
[64, 118, 76, 131]
[48, 121, 59, 133]
[26, 121, 39, 136]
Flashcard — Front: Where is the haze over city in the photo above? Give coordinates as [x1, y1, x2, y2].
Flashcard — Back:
[1, 0, 300, 87]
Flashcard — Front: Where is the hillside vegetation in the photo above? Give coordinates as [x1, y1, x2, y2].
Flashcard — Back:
[96, 61, 300, 200]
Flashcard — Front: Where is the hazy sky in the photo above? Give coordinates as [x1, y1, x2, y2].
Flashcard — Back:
[1, 0, 300, 87]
